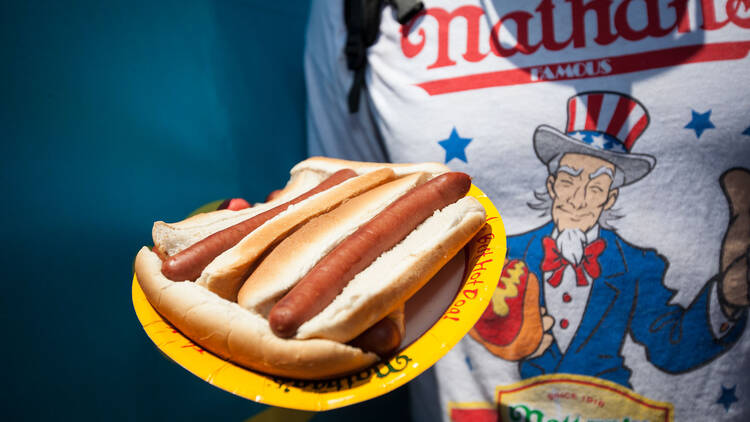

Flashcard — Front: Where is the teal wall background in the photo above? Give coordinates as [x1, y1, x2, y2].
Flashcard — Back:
[0, 1, 409, 420]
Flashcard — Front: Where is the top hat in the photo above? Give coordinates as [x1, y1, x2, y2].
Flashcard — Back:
[533, 91, 656, 186]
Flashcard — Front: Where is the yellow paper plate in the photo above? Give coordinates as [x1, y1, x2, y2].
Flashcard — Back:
[132, 184, 506, 411]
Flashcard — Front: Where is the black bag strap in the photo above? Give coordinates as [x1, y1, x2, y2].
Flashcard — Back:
[344, 0, 423, 113]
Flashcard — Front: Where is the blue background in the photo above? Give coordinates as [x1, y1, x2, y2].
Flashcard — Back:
[1, 1, 409, 420]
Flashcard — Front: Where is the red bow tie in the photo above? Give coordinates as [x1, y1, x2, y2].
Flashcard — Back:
[541, 236, 606, 287]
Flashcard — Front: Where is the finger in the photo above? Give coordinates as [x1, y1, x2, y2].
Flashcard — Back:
[529, 334, 553, 359]
[542, 315, 555, 332]
[540, 306, 547, 315]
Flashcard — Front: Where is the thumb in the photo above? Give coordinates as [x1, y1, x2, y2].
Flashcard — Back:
[720, 168, 750, 273]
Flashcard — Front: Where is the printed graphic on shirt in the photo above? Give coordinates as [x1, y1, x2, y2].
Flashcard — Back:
[438, 127, 473, 163]
[451, 374, 674, 422]
[462, 91, 750, 420]
[684, 109, 717, 138]
[717, 384, 740, 411]
[469, 259, 545, 361]
[401, 1, 750, 95]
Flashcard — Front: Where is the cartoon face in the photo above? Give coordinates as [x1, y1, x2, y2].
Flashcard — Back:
[546, 153, 619, 232]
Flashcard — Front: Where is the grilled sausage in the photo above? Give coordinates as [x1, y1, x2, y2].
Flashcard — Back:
[161, 169, 357, 281]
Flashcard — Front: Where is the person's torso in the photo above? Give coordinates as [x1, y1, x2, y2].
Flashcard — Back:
[359, 1, 750, 420]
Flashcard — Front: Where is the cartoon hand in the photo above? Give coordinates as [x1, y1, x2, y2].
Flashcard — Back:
[527, 307, 554, 359]
[718, 168, 750, 317]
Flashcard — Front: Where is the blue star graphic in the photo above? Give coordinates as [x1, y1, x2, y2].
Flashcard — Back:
[684, 109, 716, 139]
[717, 385, 738, 412]
[438, 127, 472, 164]
[743, 125, 750, 136]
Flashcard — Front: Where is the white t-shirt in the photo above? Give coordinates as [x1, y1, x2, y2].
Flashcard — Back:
[305, 1, 750, 420]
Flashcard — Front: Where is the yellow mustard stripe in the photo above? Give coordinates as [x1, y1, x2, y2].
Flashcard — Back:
[244, 407, 316, 422]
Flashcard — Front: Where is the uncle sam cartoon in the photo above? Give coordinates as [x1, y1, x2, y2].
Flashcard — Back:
[470, 91, 749, 389]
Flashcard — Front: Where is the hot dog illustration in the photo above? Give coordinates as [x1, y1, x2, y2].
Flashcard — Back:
[470, 259, 544, 361]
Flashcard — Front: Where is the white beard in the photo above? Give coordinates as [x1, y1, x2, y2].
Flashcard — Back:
[556, 228, 587, 266]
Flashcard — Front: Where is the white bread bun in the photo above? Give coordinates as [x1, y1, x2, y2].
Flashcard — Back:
[134, 247, 378, 380]
[153, 198, 287, 258]
[153, 158, 449, 258]
[238, 172, 432, 314]
[290, 156, 450, 177]
[298, 197, 485, 342]
[272, 157, 451, 200]
[239, 192, 486, 343]
[195, 168, 396, 301]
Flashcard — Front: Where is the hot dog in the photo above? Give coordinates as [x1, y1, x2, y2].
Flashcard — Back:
[194, 168, 395, 300]
[267, 172, 473, 339]
[135, 158, 487, 379]
[238, 170, 486, 350]
[135, 248, 379, 379]
[237, 171, 433, 314]
[349, 308, 404, 357]
[469, 259, 543, 361]
[161, 169, 357, 282]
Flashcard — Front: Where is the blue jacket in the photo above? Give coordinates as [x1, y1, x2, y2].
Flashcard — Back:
[505, 222, 747, 388]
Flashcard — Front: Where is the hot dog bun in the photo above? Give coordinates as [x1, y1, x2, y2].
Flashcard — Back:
[152, 158, 449, 258]
[238, 172, 432, 314]
[268, 157, 451, 202]
[298, 196, 485, 342]
[135, 247, 379, 379]
[152, 199, 287, 258]
[239, 175, 487, 344]
[135, 160, 487, 380]
[267, 173, 475, 339]
[179, 169, 395, 301]
[290, 156, 450, 179]
[162, 170, 360, 284]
